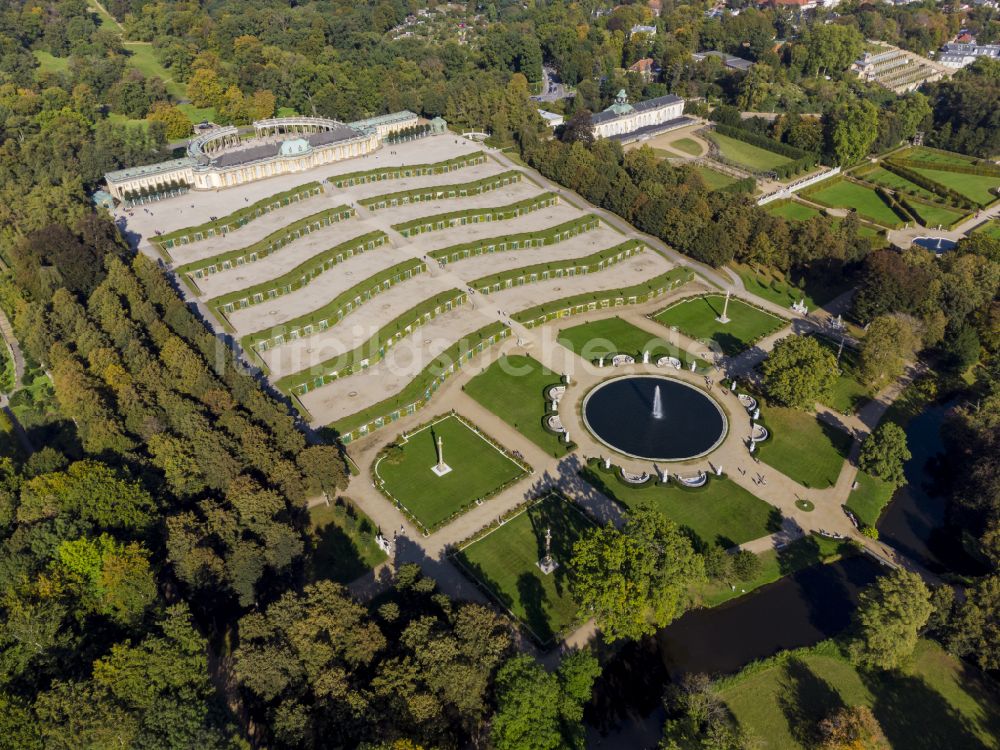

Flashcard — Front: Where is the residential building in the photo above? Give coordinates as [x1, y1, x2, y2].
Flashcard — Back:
[938, 41, 1000, 68]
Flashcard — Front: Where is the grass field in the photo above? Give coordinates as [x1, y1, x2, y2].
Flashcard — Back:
[308, 500, 387, 584]
[807, 180, 902, 228]
[33, 51, 70, 75]
[695, 535, 852, 607]
[673, 137, 704, 156]
[720, 639, 1000, 750]
[974, 220, 1000, 240]
[178, 104, 217, 125]
[455, 494, 594, 644]
[375, 414, 527, 531]
[912, 201, 967, 229]
[861, 166, 941, 201]
[845, 470, 896, 529]
[756, 406, 853, 489]
[707, 132, 792, 172]
[813, 335, 870, 415]
[558, 316, 680, 361]
[765, 201, 822, 222]
[909, 166, 999, 207]
[124, 43, 186, 99]
[731, 263, 850, 312]
[907, 146, 976, 166]
[653, 295, 786, 356]
[694, 165, 738, 191]
[464, 354, 569, 457]
[582, 464, 780, 550]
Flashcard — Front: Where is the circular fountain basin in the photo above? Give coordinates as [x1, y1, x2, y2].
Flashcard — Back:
[582, 375, 728, 462]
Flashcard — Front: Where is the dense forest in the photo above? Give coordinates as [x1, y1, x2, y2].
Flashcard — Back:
[0, 0, 998, 748]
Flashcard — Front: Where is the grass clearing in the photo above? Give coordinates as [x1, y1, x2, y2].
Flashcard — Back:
[33, 51, 70, 75]
[807, 180, 902, 228]
[672, 137, 704, 156]
[374, 414, 528, 532]
[720, 639, 1000, 750]
[910, 166, 999, 206]
[307, 500, 387, 584]
[177, 103, 217, 125]
[652, 295, 786, 356]
[124, 43, 185, 99]
[766, 200, 822, 222]
[707, 132, 793, 172]
[693, 165, 738, 191]
[464, 354, 569, 457]
[582, 463, 780, 550]
[756, 406, 853, 489]
[454, 494, 594, 644]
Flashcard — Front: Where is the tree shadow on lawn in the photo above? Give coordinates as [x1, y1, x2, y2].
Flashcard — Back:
[309, 522, 371, 585]
[777, 657, 846, 747]
[527, 497, 591, 598]
[862, 670, 990, 750]
[516, 572, 554, 645]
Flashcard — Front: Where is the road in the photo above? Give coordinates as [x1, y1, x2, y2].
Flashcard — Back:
[531, 66, 573, 102]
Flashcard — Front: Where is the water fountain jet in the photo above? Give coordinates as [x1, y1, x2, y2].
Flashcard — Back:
[652, 384, 665, 420]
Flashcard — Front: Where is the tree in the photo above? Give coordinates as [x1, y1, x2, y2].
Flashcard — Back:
[817, 705, 888, 750]
[187, 68, 224, 109]
[848, 568, 932, 670]
[570, 507, 704, 642]
[825, 99, 879, 166]
[762, 335, 838, 410]
[560, 110, 594, 145]
[730, 550, 762, 582]
[947, 574, 1000, 670]
[859, 423, 911, 485]
[148, 102, 191, 140]
[859, 315, 920, 389]
[490, 651, 599, 750]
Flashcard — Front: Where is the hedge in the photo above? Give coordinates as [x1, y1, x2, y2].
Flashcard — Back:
[469, 240, 646, 293]
[428, 215, 600, 263]
[881, 161, 975, 209]
[208, 230, 388, 313]
[513, 267, 694, 328]
[177, 204, 355, 280]
[154, 181, 323, 252]
[392, 193, 558, 236]
[358, 170, 522, 210]
[328, 322, 510, 441]
[242, 258, 428, 353]
[718, 176, 756, 194]
[872, 184, 915, 224]
[889, 157, 1000, 178]
[328, 151, 487, 188]
[712, 123, 817, 179]
[276, 289, 469, 393]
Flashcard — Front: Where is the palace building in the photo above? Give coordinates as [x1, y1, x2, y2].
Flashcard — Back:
[589, 90, 689, 143]
[104, 111, 437, 205]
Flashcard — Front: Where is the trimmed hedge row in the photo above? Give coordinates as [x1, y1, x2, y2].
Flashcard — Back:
[713, 124, 817, 179]
[208, 230, 388, 313]
[428, 215, 600, 263]
[154, 181, 323, 251]
[890, 157, 1000, 178]
[881, 161, 975, 209]
[871, 184, 915, 224]
[358, 170, 522, 210]
[469, 240, 646, 293]
[330, 322, 510, 441]
[328, 151, 487, 188]
[242, 258, 428, 353]
[177, 204, 355, 279]
[513, 267, 694, 328]
[276, 289, 469, 394]
[392, 193, 558, 236]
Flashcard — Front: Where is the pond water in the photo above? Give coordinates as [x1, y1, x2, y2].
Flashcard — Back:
[585, 555, 884, 743]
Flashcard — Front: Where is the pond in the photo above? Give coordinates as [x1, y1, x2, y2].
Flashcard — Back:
[585, 555, 884, 743]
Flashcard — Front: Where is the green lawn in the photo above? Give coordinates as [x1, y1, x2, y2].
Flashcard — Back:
[88, 1, 123, 31]
[582, 463, 780, 550]
[653, 295, 786, 356]
[673, 137, 704, 156]
[694, 534, 853, 607]
[845, 471, 896, 529]
[974, 220, 1000, 240]
[766, 200, 822, 222]
[557, 316, 690, 362]
[807, 180, 903, 228]
[812, 335, 871, 415]
[911, 201, 967, 229]
[693, 165, 738, 191]
[906, 146, 977, 166]
[910, 166, 999, 206]
[861, 166, 941, 202]
[721, 639, 1000, 750]
[124, 43, 185, 99]
[707, 132, 793, 172]
[731, 262, 851, 312]
[756, 406, 853, 489]
[177, 103, 217, 125]
[463, 354, 569, 458]
[374, 414, 528, 532]
[307, 500, 387, 584]
[454, 494, 594, 644]
[33, 50, 70, 75]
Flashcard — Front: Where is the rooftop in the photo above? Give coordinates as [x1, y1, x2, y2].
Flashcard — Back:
[105, 157, 195, 183]
[211, 125, 361, 169]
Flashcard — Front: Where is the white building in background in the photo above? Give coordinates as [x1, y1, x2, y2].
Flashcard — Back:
[938, 42, 1000, 68]
[630, 24, 657, 37]
[590, 90, 688, 143]
[537, 109, 564, 129]
[104, 111, 432, 204]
